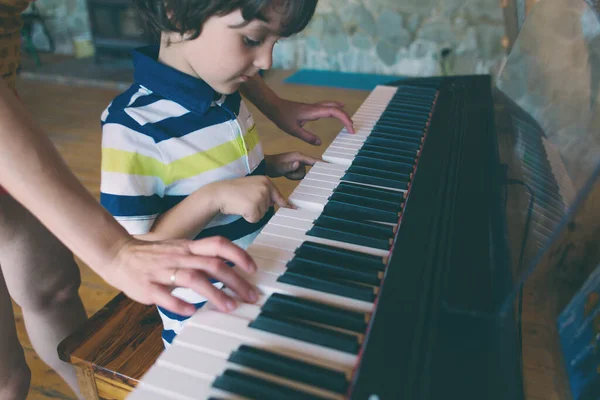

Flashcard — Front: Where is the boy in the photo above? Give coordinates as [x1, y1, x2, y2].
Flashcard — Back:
[100, 0, 351, 346]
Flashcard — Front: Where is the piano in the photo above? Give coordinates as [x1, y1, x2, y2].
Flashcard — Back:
[127, 0, 600, 398]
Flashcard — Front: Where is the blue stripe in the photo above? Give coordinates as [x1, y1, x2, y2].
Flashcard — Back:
[223, 92, 242, 115]
[100, 193, 165, 217]
[162, 329, 176, 344]
[107, 85, 141, 114]
[103, 100, 233, 143]
[194, 207, 273, 241]
[143, 107, 231, 143]
[157, 301, 206, 322]
[127, 92, 160, 109]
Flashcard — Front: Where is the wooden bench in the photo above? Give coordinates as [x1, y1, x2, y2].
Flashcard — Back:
[58, 293, 163, 400]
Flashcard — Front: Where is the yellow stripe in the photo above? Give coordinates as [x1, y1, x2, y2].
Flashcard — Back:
[102, 125, 262, 185]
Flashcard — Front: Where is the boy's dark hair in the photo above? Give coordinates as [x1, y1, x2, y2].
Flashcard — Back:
[135, 0, 318, 40]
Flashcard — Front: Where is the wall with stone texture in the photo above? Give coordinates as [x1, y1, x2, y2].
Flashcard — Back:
[27, 0, 507, 77]
[28, 0, 92, 55]
[273, 0, 508, 76]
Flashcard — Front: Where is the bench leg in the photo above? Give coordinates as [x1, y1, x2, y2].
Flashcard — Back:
[74, 366, 100, 400]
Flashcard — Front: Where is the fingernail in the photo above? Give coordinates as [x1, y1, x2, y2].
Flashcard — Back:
[226, 299, 237, 311]
[249, 289, 259, 303]
[315, 139, 321, 145]
[185, 306, 196, 315]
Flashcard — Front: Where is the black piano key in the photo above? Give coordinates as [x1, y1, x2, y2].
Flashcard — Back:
[364, 136, 421, 151]
[314, 215, 394, 238]
[228, 345, 349, 394]
[213, 369, 326, 400]
[357, 149, 416, 165]
[352, 155, 414, 174]
[307, 225, 391, 250]
[323, 199, 401, 224]
[361, 143, 418, 158]
[376, 120, 426, 133]
[263, 293, 369, 333]
[334, 181, 406, 204]
[380, 108, 429, 119]
[288, 256, 383, 286]
[348, 165, 411, 182]
[278, 270, 377, 302]
[249, 312, 362, 354]
[294, 241, 387, 272]
[328, 191, 401, 213]
[342, 172, 408, 191]
[369, 130, 423, 144]
[383, 100, 432, 112]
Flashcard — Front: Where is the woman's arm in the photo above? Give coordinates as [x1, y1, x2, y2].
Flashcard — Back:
[0, 80, 259, 314]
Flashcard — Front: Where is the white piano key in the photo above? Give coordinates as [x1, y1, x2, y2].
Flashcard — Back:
[259, 223, 389, 258]
[329, 138, 364, 150]
[289, 192, 327, 211]
[298, 178, 340, 191]
[239, 269, 374, 314]
[248, 255, 287, 276]
[159, 345, 343, 400]
[126, 386, 184, 400]
[322, 151, 355, 166]
[185, 309, 358, 370]
[247, 243, 296, 262]
[304, 165, 407, 194]
[291, 184, 333, 199]
[269, 214, 315, 231]
[174, 318, 353, 375]
[135, 364, 244, 400]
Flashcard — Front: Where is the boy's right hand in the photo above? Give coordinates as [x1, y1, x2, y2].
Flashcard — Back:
[212, 176, 291, 223]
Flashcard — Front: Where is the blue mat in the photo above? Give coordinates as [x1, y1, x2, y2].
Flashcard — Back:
[283, 69, 406, 91]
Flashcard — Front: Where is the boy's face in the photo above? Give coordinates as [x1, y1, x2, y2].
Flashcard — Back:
[161, 8, 283, 95]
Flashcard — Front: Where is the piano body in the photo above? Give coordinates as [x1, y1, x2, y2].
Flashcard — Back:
[128, 0, 600, 398]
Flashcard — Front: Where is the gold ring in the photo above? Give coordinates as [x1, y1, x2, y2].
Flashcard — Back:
[170, 268, 178, 285]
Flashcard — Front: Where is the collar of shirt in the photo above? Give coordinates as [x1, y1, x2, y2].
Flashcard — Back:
[132, 45, 222, 115]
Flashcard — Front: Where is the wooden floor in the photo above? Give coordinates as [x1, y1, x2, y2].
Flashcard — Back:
[12, 67, 369, 399]
[9, 63, 599, 400]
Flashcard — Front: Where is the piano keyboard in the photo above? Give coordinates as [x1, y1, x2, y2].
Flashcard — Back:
[128, 82, 440, 400]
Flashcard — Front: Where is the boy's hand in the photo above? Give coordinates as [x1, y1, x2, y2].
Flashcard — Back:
[270, 99, 355, 146]
[104, 236, 260, 316]
[265, 152, 320, 180]
[213, 176, 291, 223]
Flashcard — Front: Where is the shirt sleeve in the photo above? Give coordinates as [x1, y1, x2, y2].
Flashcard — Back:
[100, 119, 167, 235]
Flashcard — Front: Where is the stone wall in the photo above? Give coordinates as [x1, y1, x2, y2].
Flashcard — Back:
[28, 0, 507, 77]
[28, 0, 92, 55]
[273, 0, 508, 76]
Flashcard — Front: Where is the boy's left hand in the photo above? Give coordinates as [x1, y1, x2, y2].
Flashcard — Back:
[265, 152, 320, 180]
[271, 99, 355, 146]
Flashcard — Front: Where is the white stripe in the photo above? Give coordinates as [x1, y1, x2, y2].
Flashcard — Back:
[125, 99, 190, 125]
[100, 171, 165, 197]
[155, 122, 238, 163]
[165, 160, 250, 195]
[116, 214, 158, 235]
[102, 123, 164, 161]
[103, 120, 243, 164]
[127, 86, 152, 106]
[100, 103, 111, 123]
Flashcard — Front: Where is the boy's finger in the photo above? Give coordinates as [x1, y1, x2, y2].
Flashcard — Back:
[291, 152, 321, 166]
[285, 169, 307, 180]
[269, 185, 292, 208]
[316, 100, 345, 108]
[294, 128, 322, 146]
[304, 106, 355, 134]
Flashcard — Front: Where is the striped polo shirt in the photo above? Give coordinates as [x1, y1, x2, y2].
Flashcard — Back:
[100, 46, 273, 345]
